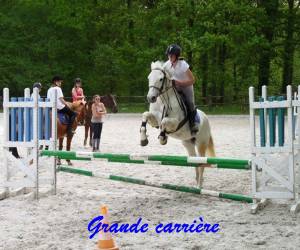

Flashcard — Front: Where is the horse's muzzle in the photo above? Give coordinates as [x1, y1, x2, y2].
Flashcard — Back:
[148, 96, 157, 103]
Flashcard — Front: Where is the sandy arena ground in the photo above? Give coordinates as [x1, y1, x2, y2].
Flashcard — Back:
[0, 113, 300, 250]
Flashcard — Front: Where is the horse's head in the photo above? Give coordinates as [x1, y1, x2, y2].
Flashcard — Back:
[147, 61, 172, 103]
[101, 94, 118, 113]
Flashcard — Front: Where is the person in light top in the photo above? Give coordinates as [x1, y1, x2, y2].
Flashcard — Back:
[163, 44, 198, 134]
[91, 94, 107, 151]
[47, 75, 77, 135]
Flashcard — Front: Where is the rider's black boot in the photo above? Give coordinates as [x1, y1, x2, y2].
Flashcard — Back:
[189, 109, 199, 134]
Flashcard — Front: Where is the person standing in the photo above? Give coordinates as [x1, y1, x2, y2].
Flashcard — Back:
[91, 95, 106, 151]
[31, 82, 42, 98]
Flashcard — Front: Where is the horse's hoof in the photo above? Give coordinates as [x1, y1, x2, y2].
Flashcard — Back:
[159, 136, 167, 145]
[196, 178, 204, 188]
[140, 139, 148, 146]
[160, 140, 167, 145]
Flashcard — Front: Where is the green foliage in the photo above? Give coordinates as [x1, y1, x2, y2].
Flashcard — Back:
[0, 0, 299, 106]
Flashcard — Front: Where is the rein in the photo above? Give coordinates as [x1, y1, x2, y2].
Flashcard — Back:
[150, 68, 188, 134]
[149, 68, 173, 94]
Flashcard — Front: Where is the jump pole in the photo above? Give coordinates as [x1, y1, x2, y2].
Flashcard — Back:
[57, 166, 253, 203]
[41, 150, 251, 170]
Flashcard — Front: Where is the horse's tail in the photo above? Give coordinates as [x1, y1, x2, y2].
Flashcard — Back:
[206, 136, 216, 157]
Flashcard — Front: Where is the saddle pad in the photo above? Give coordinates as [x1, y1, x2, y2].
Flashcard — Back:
[195, 110, 200, 124]
[58, 112, 69, 125]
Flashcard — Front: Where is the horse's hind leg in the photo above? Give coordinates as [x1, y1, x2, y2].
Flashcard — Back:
[196, 143, 208, 188]
[182, 139, 198, 183]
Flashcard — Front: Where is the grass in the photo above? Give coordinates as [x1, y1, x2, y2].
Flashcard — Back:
[117, 103, 149, 113]
[0, 104, 249, 115]
[117, 103, 249, 115]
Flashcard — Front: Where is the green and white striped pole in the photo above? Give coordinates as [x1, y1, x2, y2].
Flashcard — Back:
[42, 150, 251, 170]
[57, 166, 253, 203]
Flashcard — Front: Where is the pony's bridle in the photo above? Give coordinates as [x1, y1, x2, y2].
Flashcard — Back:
[148, 68, 188, 134]
[149, 68, 173, 95]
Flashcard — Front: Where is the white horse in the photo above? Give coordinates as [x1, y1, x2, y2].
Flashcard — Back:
[140, 61, 215, 187]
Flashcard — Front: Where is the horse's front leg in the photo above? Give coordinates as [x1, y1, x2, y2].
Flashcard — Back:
[66, 135, 74, 166]
[140, 111, 159, 146]
[84, 123, 88, 147]
[161, 117, 179, 132]
[57, 138, 64, 165]
[159, 118, 179, 145]
[182, 139, 199, 186]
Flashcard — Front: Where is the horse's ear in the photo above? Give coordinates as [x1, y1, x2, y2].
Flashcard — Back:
[151, 62, 155, 70]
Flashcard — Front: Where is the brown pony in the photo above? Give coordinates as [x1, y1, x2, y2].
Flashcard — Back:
[83, 94, 118, 146]
[57, 100, 86, 165]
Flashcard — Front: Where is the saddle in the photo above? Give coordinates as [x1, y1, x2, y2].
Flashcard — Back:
[176, 90, 200, 125]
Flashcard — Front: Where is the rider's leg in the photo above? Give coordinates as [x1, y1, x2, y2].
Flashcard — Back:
[60, 106, 77, 135]
[180, 86, 199, 133]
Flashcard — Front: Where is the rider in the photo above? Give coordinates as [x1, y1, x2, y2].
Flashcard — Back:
[47, 76, 77, 135]
[72, 78, 85, 102]
[163, 44, 199, 134]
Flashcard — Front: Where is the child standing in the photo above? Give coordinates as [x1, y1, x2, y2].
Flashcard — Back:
[91, 95, 107, 151]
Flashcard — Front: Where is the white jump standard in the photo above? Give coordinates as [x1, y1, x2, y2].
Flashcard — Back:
[2, 85, 300, 214]
[249, 85, 300, 214]
[1, 87, 57, 199]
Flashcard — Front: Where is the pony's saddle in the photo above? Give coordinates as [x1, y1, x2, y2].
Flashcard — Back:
[177, 90, 200, 124]
[57, 112, 69, 125]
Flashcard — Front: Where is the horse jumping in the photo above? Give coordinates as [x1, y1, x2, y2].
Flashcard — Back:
[140, 61, 215, 187]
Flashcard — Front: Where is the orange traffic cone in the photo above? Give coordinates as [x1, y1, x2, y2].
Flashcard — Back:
[97, 205, 119, 250]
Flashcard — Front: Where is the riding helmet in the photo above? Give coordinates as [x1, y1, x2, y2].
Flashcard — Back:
[165, 44, 181, 57]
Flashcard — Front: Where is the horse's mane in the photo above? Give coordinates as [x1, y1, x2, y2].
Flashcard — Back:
[67, 100, 85, 111]
[151, 60, 172, 79]
[151, 61, 164, 71]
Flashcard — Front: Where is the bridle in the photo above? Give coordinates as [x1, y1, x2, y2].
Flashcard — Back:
[148, 68, 188, 134]
[149, 68, 173, 95]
